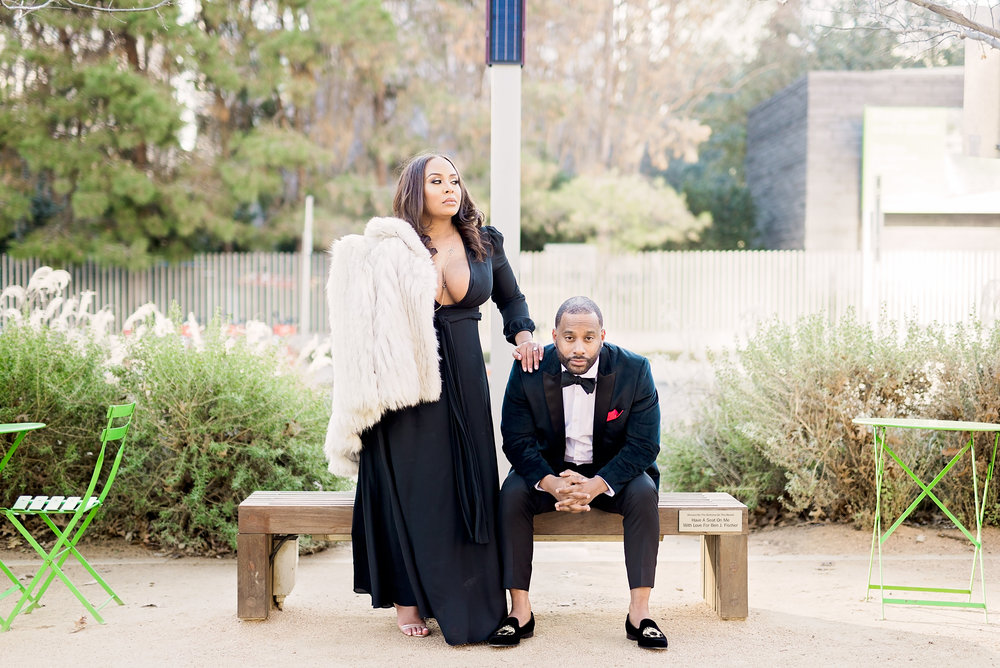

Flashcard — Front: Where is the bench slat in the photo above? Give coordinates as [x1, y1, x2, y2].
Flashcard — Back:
[238, 490, 748, 537]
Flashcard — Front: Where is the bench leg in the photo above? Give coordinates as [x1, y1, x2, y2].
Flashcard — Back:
[237, 533, 272, 620]
[701, 534, 748, 620]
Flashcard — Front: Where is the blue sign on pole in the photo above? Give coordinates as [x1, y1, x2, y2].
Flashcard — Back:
[486, 0, 524, 65]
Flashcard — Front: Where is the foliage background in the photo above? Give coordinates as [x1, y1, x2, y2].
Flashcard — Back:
[0, 0, 962, 265]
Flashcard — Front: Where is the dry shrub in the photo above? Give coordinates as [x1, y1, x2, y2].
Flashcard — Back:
[661, 310, 1000, 528]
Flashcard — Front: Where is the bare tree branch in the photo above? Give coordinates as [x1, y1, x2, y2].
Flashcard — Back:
[1, 0, 171, 14]
[67, 0, 170, 10]
[965, 28, 1000, 51]
[0, 0, 55, 10]
[903, 0, 1000, 40]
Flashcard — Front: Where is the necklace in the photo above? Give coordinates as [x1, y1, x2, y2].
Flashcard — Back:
[430, 229, 463, 309]
[436, 247, 456, 307]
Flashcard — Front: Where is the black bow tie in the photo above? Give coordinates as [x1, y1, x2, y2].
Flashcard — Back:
[561, 371, 596, 394]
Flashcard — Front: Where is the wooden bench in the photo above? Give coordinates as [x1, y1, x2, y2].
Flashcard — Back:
[237, 490, 748, 622]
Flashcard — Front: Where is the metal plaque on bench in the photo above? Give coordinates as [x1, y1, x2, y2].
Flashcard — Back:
[678, 509, 743, 533]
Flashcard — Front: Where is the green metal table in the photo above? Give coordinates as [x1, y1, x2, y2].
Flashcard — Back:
[0, 422, 45, 465]
[0, 421, 46, 630]
[853, 417, 999, 621]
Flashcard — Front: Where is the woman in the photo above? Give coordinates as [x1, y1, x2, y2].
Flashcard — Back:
[324, 153, 542, 644]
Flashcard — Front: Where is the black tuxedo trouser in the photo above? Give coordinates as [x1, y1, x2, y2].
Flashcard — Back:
[498, 465, 659, 591]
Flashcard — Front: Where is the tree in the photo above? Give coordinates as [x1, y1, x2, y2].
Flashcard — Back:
[0, 1, 502, 263]
[521, 1, 761, 176]
[0, 7, 192, 267]
[308, 0, 494, 242]
[0, 1, 417, 263]
[520, 163, 708, 252]
[862, 0, 1000, 51]
[179, 1, 342, 253]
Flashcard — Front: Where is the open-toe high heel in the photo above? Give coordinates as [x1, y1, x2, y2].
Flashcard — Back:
[398, 621, 431, 638]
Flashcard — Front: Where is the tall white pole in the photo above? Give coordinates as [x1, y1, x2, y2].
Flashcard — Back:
[963, 5, 1000, 159]
[300, 195, 314, 335]
[489, 64, 522, 477]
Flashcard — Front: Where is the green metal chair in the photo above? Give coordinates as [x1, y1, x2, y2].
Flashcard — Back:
[0, 421, 46, 628]
[1, 402, 136, 631]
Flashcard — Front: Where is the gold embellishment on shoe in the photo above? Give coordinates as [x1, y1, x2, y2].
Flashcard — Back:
[642, 627, 664, 638]
[494, 624, 516, 636]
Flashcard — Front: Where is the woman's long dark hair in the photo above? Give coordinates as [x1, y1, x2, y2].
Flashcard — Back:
[392, 153, 490, 261]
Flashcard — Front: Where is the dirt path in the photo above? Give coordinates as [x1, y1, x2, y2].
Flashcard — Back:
[2, 523, 998, 666]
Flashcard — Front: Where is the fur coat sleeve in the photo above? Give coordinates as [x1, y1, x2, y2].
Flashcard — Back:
[323, 216, 441, 478]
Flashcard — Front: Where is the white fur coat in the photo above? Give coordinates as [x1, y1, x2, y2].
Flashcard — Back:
[323, 217, 441, 477]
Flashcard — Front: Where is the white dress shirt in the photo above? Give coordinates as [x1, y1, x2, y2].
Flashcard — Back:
[560, 363, 614, 496]
[562, 363, 599, 465]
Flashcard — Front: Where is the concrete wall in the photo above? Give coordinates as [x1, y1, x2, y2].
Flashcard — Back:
[804, 69, 964, 250]
[746, 67, 965, 250]
[883, 214, 1000, 250]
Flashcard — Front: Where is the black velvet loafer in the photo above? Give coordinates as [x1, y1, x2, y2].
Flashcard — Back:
[625, 616, 668, 649]
[487, 613, 535, 647]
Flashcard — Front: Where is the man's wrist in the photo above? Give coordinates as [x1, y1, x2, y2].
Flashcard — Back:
[594, 475, 613, 496]
[539, 474, 559, 492]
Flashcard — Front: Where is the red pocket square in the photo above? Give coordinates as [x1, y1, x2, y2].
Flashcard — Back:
[607, 409, 622, 421]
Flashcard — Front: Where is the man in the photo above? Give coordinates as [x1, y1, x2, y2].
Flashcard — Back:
[488, 296, 666, 649]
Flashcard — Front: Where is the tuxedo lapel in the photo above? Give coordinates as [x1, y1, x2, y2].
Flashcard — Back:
[592, 346, 615, 450]
[543, 369, 565, 445]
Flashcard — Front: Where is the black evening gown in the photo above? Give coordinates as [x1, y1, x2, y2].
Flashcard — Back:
[352, 226, 534, 645]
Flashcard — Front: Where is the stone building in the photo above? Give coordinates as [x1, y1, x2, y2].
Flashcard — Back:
[745, 67, 1000, 251]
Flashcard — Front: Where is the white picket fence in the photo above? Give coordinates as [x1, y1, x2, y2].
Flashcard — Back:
[0, 253, 326, 336]
[521, 249, 1000, 351]
[3, 250, 1000, 353]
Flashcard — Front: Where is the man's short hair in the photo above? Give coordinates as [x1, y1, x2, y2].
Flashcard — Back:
[554, 296, 603, 329]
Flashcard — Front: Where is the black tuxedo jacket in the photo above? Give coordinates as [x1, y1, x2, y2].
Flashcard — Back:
[500, 342, 660, 492]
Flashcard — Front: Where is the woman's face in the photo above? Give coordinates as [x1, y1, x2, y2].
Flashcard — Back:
[422, 156, 461, 225]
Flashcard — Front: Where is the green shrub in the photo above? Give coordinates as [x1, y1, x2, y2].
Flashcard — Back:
[661, 310, 1000, 528]
[0, 323, 122, 499]
[114, 316, 345, 553]
[0, 310, 344, 555]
